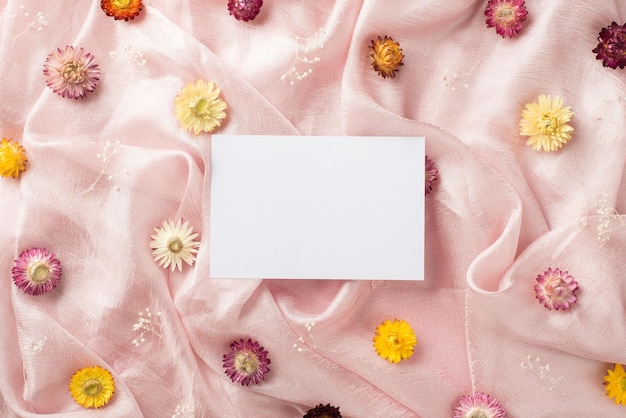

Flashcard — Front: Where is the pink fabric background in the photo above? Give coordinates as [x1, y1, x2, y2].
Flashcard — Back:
[1, 0, 625, 416]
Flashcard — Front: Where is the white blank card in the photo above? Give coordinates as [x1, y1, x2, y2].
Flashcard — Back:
[209, 135, 425, 280]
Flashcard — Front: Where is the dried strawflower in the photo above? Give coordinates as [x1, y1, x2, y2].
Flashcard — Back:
[12, 248, 62, 295]
[303, 403, 342, 418]
[223, 338, 271, 385]
[519, 95, 574, 152]
[454, 392, 506, 418]
[43, 46, 100, 99]
[101, 0, 143, 21]
[369, 36, 404, 79]
[373, 319, 417, 363]
[605, 363, 626, 405]
[534, 267, 578, 311]
[174, 80, 228, 135]
[149, 219, 200, 272]
[592, 22, 626, 69]
[228, 0, 263, 22]
[69, 366, 115, 409]
[0, 138, 27, 178]
[425, 155, 438, 196]
[484, 0, 528, 38]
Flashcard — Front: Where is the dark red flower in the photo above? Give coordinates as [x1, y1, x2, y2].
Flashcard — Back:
[303, 403, 342, 418]
[593, 22, 626, 69]
[227, 0, 263, 22]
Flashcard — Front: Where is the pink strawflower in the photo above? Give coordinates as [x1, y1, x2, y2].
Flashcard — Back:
[12, 248, 62, 295]
[484, 0, 528, 38]
[227, 0, 263, 22]
[534, 267, 578, 311]
[425, 155, 438, 196]
[592, 22, 626, 69]
[454, 392, 506, 418]
[43, 46, 100, 99]
[223, 338, 270, 385]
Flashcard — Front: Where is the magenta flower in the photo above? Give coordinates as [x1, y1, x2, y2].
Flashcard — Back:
[12, 248, 62, 295]
[425, 155, 438, 196]
[223, 338, 270, 385]
[534, 267, 579, 311]
[484, 0, 528, 38]
[304, 403, 342, 418]
[227, 0, 263, 22]
[43, 46, 100, 99]
[454, 392, 506, 418]
[592, 22, 626, 69]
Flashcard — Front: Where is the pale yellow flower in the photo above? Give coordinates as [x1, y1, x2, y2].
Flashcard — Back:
[519, 95, 574, 152]
[174, 80, 227, 135]
[0, 138, 27, 178]
[69, 366, 115, 409]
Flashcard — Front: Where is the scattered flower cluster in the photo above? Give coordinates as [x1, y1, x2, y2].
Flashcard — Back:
[373, 319, 417, 363]
[69, 366, 115, 409]
[5, 1, 623, 414]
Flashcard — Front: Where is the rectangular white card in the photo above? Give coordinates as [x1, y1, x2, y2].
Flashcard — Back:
[209, 135, 425, 280]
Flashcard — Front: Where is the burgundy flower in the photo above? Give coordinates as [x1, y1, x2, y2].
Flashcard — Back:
[425, 155, 438, 196]
[227, 0, 263, 22]
[304, 403, 342, 418]
[592, 22, 626, 69]
[223, 338, 270, 385]
[484, 0, 528, 38]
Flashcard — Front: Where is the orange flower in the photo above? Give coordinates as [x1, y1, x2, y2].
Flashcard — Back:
[101, 0, 143, 21]
[369, 36, 404, 79]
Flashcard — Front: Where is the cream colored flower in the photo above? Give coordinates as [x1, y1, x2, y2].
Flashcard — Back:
[150, 219, 200, 271]
[174, 80, 227, 135]
[519, 95, 574, 152]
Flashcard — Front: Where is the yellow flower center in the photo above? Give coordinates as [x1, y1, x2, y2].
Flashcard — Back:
[82, 379, 103, 396]
[234, 351, 259, 375]
[192, 98, 210, 116]
[620, 376, 626, 392]
[537, 113, 558, 135]
[61, 61, 85, 84]
[496, 6, 515, 23]
[167, 237, 183, 253]
[467, 409, 489, 418]
[386, 332, 402, 350]
[28, 262, 50, 283]
[113, 0, 132, 8]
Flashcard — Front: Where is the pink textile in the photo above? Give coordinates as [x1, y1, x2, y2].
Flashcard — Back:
[1, 0, 626, 416]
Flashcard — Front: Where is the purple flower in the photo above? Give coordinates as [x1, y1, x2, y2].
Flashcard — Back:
[43, 46, 100, 99]
[454, 392, 506, 418]
[223, 338, 270, 385]
[304, 403, 342, 418]
[484, 0, 528, 38]
[12, 248, 62, 295]
[425, 155, 438, 196]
